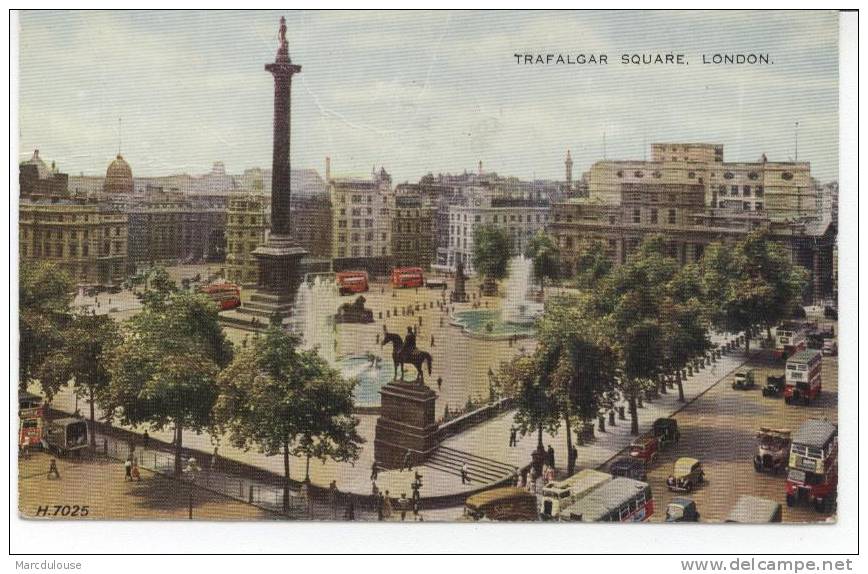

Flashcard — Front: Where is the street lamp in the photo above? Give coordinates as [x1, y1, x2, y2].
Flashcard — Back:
[183, 457, 201, 520]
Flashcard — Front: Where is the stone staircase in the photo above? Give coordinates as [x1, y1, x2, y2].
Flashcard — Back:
[422, 445, 517, 485]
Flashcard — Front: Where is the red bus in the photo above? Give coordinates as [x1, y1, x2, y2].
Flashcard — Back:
[787, 419, 837, 512]
[784, 349, 822, 405]
[336, 271, 369, 296]
[391, 267, 424, 289]
[198, 283, 241, 311]
[19, 390, 45, 449]
[775, 322, 807, 360]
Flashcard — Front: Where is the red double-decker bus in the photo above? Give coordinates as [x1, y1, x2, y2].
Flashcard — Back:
[391, 267, 424, 289]
[198, 283, 241, 311]
[19, 391, 45, 449]
[336, 271, 369, 295]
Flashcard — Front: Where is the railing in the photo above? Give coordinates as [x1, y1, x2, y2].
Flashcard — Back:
[97, 432, 306, 517]
[437, 397, 514, 440]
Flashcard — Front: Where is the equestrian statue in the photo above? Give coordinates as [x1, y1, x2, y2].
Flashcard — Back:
[381, 325, 433, 384]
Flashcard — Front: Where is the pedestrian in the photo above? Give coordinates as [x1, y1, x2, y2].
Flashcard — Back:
[383, 490, 393, 521]
[124, 457, 132, 481]
[21, 437, 31, 459]
[509, 426, 517, 447]
[418, 316, 422, 327]
[344, 496, 355, 521]
[401, 449, 412, 472]
[211, 446, 218, 470]
[547, 444, 556, 469]
[47, 458, 60, 480]
[329, 480, 339, 520]
[412, 497, 421, 521]
[142, 431, 150, 450]
[430, 334, 435, 347]
[460, 462, 470, 485]
[437, 376, 443, 390]
[375, 333, 380, 345]
[398, 493, 409, 521]
[371, 481, 379, 497]
[371, 461, 379, 481]
[377, 491, 385, 521]
[131, 459, 141, 482]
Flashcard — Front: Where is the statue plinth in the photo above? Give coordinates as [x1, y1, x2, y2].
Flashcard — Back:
[374, 380, 440, 469]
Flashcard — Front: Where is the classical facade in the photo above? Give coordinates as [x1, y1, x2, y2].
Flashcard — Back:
[19, 198, 128, 286]
[551, 143, 835, 299]
[330, 167, 394, 274]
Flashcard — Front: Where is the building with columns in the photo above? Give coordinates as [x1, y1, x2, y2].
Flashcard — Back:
[550, 143, 835, 299]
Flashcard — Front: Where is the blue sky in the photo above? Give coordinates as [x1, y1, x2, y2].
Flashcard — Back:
[17, 10, 839, 182]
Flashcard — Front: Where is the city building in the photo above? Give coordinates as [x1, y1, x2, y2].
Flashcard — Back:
[104, 154, 134, 194]
[445, 195, 550, 274]
[330, 167, 394, 275]
[550, 143, 835, 299]
[19, 197, 128, 286]
[19, 150, 68, 199]
[391, 194, 436, 269]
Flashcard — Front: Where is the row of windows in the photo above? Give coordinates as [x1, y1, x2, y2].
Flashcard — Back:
[336, 245, 388, 258]
[719, 185, 764, 197]
[24, 240, 122, 258]
[336, 232, 387, 244]
[449, 212, 548, 224]
[22, 227, 123, 240]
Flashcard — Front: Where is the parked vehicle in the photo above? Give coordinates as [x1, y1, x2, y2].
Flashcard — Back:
[786, 419, 838, 512]
[18, 390, 45, 449]
[784, 349, 822, 405]
[652, 418, 680, 449]
[667, 457, 705, 492]
[665, 497, 700, 522]
[539, 469, 612, 520]
[823, 306, 837, 320]
[336, 271, 369, 295]
[425, 278, 447, 290]
[732, 369, 756, 390]
[42, 417, 88, 455]
[754, 427, 791, 473]
[763, 374, 786, 397]
[628, 434, 659, 465]
[726, 495, 782, 523]
[822, 340, 838, 356]
[567, 477, 654, 522]
[464, 487, 539, 521]
[610, 457, 647, 481]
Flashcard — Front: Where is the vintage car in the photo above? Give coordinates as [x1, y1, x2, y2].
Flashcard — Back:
[726, 495, 782, 523]
[763, 374, 786, 397]
[665, 497, 700, 522]
[667, 457, 705, 492]
[628, 434, 659, 465]
[822, 340, 838, 356]
[732, 369, 756, 390]
[754, 427, 791, 473]
[463, 487, 538, 522]
[823, 306, 837, 320]
[609, 457, 647, 481]
[652, 418, 680, 449]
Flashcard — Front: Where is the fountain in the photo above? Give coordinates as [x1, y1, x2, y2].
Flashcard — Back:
[451, 255, 542, 339]
[502, 255, 544, 325]
[292, 275, 341, 366]
[293, 274, 395, 408]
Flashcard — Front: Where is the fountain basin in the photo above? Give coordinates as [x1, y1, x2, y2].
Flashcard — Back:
[337, 355, 421, 409]
[451, 308, 537, 340]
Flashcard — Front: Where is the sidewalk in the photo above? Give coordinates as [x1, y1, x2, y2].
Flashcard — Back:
[442, 335, 749, 482]
[42, 334, 749, 507]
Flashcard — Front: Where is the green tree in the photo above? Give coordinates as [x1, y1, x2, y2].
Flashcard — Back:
[698, 232, 806, 354]
[537, 295, 618, 473]
[64, 312, 120, 446]
[216, 326, 363, 513]
[472, 224, 512, 295]
[19, 262, 74, 396]
[597, 236, 679, 434]
[524, 231, 560, 291]
[108, 291, 232, 478]
[491, 351, 560, 455]
[573, 240, 614, 289]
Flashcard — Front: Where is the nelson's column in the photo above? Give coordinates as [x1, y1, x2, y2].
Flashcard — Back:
[226, 16, 311, 328]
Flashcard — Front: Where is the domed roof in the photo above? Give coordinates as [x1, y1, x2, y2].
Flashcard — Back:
[104, 154, 133, 194]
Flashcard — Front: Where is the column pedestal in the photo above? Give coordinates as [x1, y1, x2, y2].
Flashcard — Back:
[374, 380, 440, 469]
